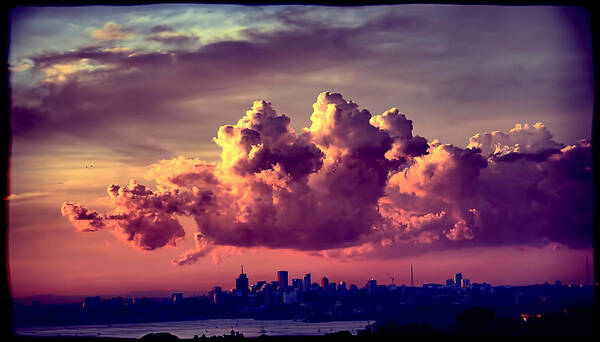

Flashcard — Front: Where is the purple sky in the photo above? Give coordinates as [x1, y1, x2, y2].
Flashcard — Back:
[7, 4, 594, 298]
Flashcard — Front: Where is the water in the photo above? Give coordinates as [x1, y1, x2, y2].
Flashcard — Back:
[15, 319, 371, 339]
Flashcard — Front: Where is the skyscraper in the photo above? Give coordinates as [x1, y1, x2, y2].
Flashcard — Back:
[277, 270, 288, 290]
[171, 293, 183, 303]
[292, 278, 302, 289]
[367, 279, 377, 295]
[454, 273, 463, 289]
[211, 286, 223, 305]
[321, 276, 329, 289]
[303, 273, 311, 291]
[236, 265, 249, 293]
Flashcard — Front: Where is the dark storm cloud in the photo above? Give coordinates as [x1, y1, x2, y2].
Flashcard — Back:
[10, 20, 363, 144]
[475, 139, 593, 249]
[11, 6, 592, 153]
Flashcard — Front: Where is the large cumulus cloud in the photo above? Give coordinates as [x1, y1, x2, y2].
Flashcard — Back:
[62, 92, 593, 264]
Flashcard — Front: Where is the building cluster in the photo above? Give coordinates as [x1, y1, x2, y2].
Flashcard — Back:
[210, 267, 405, 307]
[446, 273, 470, 289]
[207, 268, 496, 308]
[12, 267, 594, 328]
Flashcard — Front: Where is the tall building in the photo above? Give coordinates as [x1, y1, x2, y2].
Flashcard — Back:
[292, 278, 302, 289]
[321, 276, 329, 289]
[211, 286, 223, 305]
[367, 279, 377, 295]
[171, 293, 183, 303]
[282, 291, 298, 304]
[251, 281, 267, 293]
[277, 271, 289, 290]
[454, 273, 463, 289]
[303, 273, 311, 291]
[236, 265, 249, 293]
[83, 296, 101, 309]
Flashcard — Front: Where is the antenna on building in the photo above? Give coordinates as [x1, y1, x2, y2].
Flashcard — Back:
[586, 256, 590, 285]
[410, 264, 414, 287]
[386, 272, 394, 285]
[241, 265, 244, 274]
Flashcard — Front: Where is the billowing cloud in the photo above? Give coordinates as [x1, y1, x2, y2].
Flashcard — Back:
[61, 178, 218, 251]
[61, 202, 106, 232]
[61, 92, 593, 264]
[364, 128, 592, 258]
[467, 122, 564, 158]
[369, 108, 429, 162]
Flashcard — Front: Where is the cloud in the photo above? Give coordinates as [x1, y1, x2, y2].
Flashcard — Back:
[149, 25, 175, 33]
[62, 92, 397, 261]
[61, 92, 593, 264]
[62, 178, 218, 250]
[10, 60, 33, 72]
[5, 192, 49, 202]
[369, 108, 429, 168]
[92, 22, 135, 41]
[60, 202, 106, 232]
[366, 132, 592, 259]
[148, 33, 200, 47]
[10, 6, 592, 166]
[10, 18, 368, 158]
[40, 58, 105, 83]
[467, 122, 564, 158]
[145, 26, 200, 48]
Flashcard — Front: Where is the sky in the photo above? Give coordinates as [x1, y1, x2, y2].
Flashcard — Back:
[6, 4, 594, 299]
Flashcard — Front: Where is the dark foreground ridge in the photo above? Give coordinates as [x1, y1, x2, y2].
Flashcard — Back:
[8, 305, 595, 341]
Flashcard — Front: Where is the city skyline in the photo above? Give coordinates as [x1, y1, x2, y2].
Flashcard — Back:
[13, 265, 594, 335]
[228, 267, 486, 293]
[11, 260, 595, 303]
[7, 4, 594, 299]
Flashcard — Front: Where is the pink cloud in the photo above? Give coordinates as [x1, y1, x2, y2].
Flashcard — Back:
[62, 92, 593, 264]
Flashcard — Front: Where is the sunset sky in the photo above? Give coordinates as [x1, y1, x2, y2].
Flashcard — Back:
[7, 4, 594, 299]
